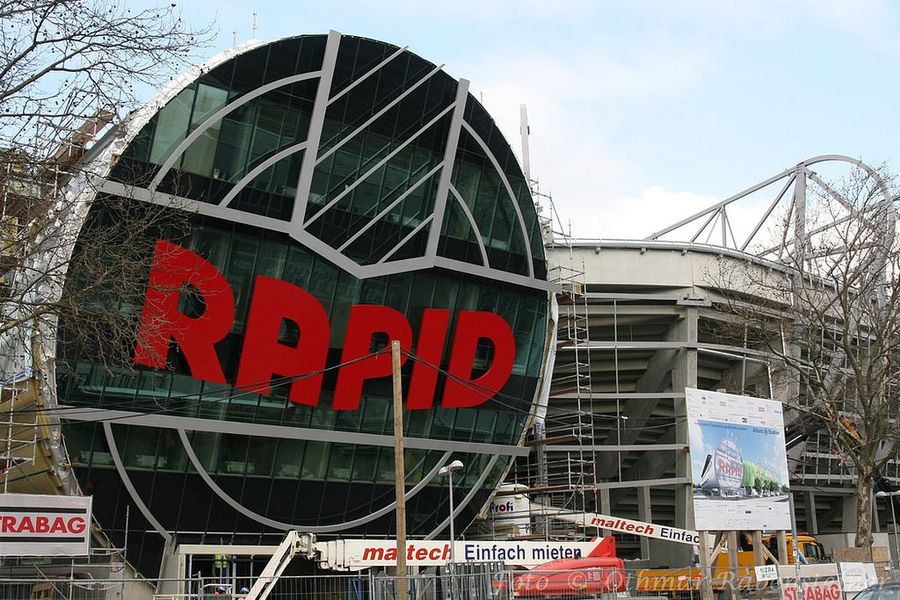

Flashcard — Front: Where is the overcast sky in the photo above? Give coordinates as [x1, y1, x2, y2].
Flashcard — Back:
[161, 0, 899, 239]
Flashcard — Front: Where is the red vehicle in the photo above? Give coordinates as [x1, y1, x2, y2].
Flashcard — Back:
[500, 537, 627, 598]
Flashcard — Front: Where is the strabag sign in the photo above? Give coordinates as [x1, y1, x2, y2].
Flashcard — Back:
[779, 564, 841, 600]
[0, 493, 91, 556]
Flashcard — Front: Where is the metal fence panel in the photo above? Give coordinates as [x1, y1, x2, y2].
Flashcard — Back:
[2, 561, 899, 600]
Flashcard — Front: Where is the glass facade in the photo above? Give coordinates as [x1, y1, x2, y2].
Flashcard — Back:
[57, 34, 549, 576]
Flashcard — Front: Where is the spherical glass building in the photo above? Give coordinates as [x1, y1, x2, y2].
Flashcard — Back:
[46, 32, 551, 575]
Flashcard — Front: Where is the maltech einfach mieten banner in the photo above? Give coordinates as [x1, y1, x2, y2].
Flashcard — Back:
[0, 493, 91, 556]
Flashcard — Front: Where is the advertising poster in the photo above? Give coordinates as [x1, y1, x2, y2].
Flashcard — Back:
[321, 538, 608, 570]
[686, 388, 791, 531]
[0, 493, 92, 556]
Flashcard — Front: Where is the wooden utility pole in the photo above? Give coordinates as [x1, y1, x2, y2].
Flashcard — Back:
[776, 531, 788, 564]
[698, 531, 714, 600]
[752, 530, 764, 600]
[391, 340, 408, 600]
[726, 530, 739, 599]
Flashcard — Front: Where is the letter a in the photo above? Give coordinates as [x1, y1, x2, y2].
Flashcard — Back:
[236, 276, 330, 406]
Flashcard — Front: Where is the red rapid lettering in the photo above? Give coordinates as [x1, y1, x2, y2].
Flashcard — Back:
[717, 458, 741, 477]
[134, 240, 235, 383]
[332, 305, 412, 410]
[441, 311, 516, 408]
[132, 242, 520, 412]
[406, 309, 450, 409]
[236, 276, 330, 406]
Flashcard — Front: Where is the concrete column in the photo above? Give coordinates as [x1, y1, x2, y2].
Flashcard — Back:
[873, 494, 881, 533]
[656, 307, 697, 568]
[673, 308, 698, 522]
[599, 488, 612, 537]
[777, 531, 788, 564]
[638, 486, 653, 559]
[805, 491, 818, 534]
[843, 495, 858, 534]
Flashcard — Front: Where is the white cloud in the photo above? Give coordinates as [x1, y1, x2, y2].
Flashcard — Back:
[795, 0, 900, 53]
[594, 186, 722, 240]
[450, 38, 716, 239]
[459, 0, 899, 241]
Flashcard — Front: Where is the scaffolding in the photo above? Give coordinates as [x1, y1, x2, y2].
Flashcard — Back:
[539, 242, 598, 537]
[501, 199, 596, 536]
[0, 375, 71, 496]
[1, 382, 38, 493]
[503, 105, 599, 539]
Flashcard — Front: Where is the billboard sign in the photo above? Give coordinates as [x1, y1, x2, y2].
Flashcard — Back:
[686, 388, 791, 531]
[318, 538, 607, 570]
[531, 500, 700, 545]
[0, 493, 92, 556]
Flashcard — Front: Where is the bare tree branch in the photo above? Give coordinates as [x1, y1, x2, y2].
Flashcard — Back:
[0, 0, 214, 159]
[1, 1, 214, 377]
[709, 164, 899, 547]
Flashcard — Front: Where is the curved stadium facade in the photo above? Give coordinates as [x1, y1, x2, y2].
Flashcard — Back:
[2, 32, 553, 576]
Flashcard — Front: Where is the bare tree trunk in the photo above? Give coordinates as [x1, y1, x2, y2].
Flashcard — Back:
[855, 472, 874, 547]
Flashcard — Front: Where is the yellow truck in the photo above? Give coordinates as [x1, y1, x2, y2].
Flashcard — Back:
[636, 534, 826, 598]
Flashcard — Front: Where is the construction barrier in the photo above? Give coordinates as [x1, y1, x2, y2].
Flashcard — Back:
[0, 561, 898, 600]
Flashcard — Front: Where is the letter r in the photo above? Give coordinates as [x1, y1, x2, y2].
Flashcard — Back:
[134, 240, 234, 383]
